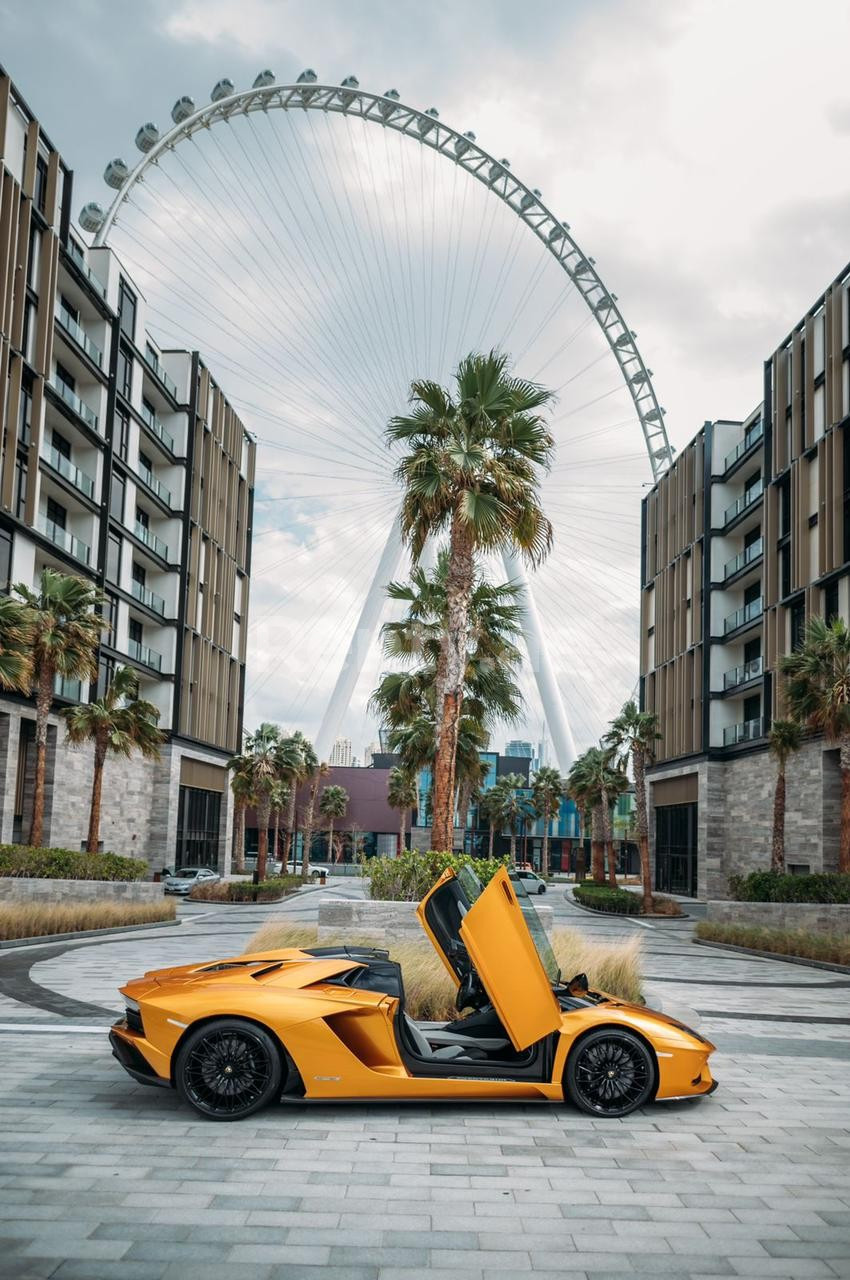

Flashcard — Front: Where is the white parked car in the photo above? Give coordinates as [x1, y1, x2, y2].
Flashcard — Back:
[163, 867, 220, 895]
[510, 868, 547, 895]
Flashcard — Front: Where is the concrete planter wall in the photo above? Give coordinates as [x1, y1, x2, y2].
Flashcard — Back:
[0, 877, 163, 905]
[318, 897, 554, 943]
[707, 900, 850, 935]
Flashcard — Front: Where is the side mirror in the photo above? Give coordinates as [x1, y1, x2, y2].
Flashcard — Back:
[567, 972, 589, 995]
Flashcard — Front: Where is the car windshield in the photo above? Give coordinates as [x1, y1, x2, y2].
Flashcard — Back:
[175, 869, 200, 878]
[457, 865, 560, 986]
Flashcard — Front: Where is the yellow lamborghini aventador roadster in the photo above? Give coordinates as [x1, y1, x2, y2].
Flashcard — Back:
[109, 866, 717, 1120]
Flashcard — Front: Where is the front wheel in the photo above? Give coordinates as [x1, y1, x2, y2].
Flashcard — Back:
[175, 1018, 282, 1120]
[538, 884, 546, 894]
[565, 1029, 655, 1118]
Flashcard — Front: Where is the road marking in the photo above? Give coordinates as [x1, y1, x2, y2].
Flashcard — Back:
[0, 1023, 109, 1034]
[631, 919, 656, 929]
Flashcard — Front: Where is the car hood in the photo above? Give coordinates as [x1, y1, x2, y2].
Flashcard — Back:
[120, 950, 368, 1001]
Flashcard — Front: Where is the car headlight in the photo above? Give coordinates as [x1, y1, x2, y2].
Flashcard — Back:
[124, 997, 140, 1013]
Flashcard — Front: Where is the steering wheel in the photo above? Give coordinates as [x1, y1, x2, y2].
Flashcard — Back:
[456, 969, 485, 1012]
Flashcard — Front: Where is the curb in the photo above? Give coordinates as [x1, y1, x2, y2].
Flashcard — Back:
[0, 918, 179, 951]
[692, 937, 850, 974]
[565, 887, 690, 920]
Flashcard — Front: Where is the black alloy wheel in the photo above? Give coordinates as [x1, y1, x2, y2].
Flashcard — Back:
[176, 1018, 282, 1120]
[566, 1029, 655, 1118]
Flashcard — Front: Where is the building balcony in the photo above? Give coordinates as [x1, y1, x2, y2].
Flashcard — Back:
[41, 442, 95, 500]
[724, 536, 764, 582]
[724, 419, 764, 473]
[724, 596, 763, 635]
[723, 655, 763, 690]
[724, 478, 763, 527]
[56, 305, 103, 368]
[723, 716, 764, 747]
[131, 578, 166, 616]
[140, 402, 176, 453]
[143, 348, 179, 401]
[51, 376, 99, 433]
[134, 520, 170, 561]
[66, 238, 107, 299]
[38, 515, 90, 566]
[127, 637, 163, 672]
[136, 463, 173, 509]
[53, 673, 82, 701]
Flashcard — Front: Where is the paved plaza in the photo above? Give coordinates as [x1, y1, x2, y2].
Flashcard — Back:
[0, 882, 848, 1280]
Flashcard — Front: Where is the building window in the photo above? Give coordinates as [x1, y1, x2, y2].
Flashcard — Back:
[106, 533, 121, 583]
[97, 656, 115, 699]
[14, 458, 27, 519]
[132, 561, 146, 587]
[55, 361, 75, 394]
[18, 380, 32, 447]
[46, 497, 66, 530]
[779, 473, 791, 538]
[116, 346, 132, 400]
[22, 300, 37, 364]
[109, 474, 125, 522]
[128, 617, 143, 645]
[790, 598, 806, 651]
[27, 224, 41, 291]
[825, 581, 840, 623]
[34, 154, 48, 212]
[0, 529, 12, 593]
[135, 506, 149, 530]
[176, 787, 222, 870]
[780, 544, 791, 599]
[138, 448, 152, 474]
[115, 408, 130, 460]
[118, 280, 137, 341]
[104, 592, 118, 641]
[51, 429, 71, 461]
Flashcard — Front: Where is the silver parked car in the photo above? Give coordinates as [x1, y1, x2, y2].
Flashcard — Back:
[510, 868, 547, 895]
[163, 867, 220, 895]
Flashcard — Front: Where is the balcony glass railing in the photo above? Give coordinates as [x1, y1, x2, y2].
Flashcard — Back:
[140, 402, 176, 453]
[131, 578, 166, 616]
[724, 478, 763, 526]
[724, 536, 764, 581]
[53, 673, 82, 701]
[127, 638, 163, 672]
[56, 305, 103, 368]
[38, 515, 90, 565]
[723, 716, 764, 747]
[66, 238, 107, 299]
[136, 463, 173, 508]
[723, 656, 764, 690]
[724, 419, 764, 472]
[143, 349, 179, 401]
[724, 596, 763, 634]
[134, 520, 170, 561]
[51, 377, 99, 432]
[41, 442, 95, 499]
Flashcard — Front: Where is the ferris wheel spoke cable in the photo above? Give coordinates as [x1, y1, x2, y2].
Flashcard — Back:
[527, 313, 596, 383]
[250, 493, 400, 584]
[511, 275, 579, 366]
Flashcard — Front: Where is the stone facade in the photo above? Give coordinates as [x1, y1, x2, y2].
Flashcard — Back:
[649, 737, 840, 899]
[0, 877, 163, 904]
[317, 897, 554, 943]
[707, 899, 850, 935]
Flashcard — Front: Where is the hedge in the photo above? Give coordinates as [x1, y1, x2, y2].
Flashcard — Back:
[367, 850, 509, 902]
[573, 883, 642, 914]
[728, 871, 850, 904]
[189, 876, 301, 902]
[0, 844, 147, 881]
[696, 920, 850, 966]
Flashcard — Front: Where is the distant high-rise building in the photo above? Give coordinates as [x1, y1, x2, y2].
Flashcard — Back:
[364, 741, 379, 767]
[329, 737, 352, 767]
[505, 739, 533, 759]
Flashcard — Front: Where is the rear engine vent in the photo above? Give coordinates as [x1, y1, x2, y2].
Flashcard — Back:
[125, 1007, 144, 1035]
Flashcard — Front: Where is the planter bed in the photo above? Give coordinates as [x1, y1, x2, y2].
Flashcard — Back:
[693, 938, 850, 974]
[571, 884, 684, 917]
[0, 918, 178, 950]
[706, 900, 850, 935]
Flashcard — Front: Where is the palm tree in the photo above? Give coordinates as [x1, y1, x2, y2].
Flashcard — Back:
[781, 615, 850, 872]
[604, 700, 661, 913]
[478, 785, 501, 858]
[457, 755, 489, 852]
[0, 595, 33, 692]
[531, 765, 564, 877]
[387, 350, 555, 851]
[483, 772, 535, 865]
[227, 753, 254, 874]
[281, 731, 317, 866]
[62, 664, 164, 853]
[14, 569, 106, 846]
[768, 719, 803, 874]
[567, 748, 626, 885]
[244, 722, 281, 880]
[319, 784, 349, 863]
[300, 761, 329, 880]
[387, 766, 417, 854]
[564, 759, 592, 880]
[269, 780, 291, 868]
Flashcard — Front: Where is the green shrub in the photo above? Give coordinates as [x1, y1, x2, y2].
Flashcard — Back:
[189, 876, 300, 902]
[574, 883, 641, 914]
[728, 871, 850, 904]
[366, 850, 508, 902]
[696, 920, 850, 966]
[0, 844, 147, 881]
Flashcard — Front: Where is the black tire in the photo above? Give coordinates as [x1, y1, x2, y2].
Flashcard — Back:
[175, 1018, 282, 1121]
[565, 1029, 655, 1118]
[539, 884, 546, 894]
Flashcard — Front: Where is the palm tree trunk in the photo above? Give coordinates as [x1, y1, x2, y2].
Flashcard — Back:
[234, 802, 246, 874]
[541, 801, 550, 877]
[509, 829, 517, 865]
[601, 784, 617, 887]
[771, 763, 786, 874]
[283, 785, 297, 864]
[256, 795, 271, 881]
[840, 739, 850, 874]
[301, 779, 318, 883]
[398, 808, 406, 856]
[591, 805, 605, 883]
[328, 819, 335, 864]
[272, 810, 280, 863]
[633, 750, 653, 913]
[29, 664, 54, 847]
[432, 518, 475, 852]
[488, 821, 495, 858]
[87, 737, 108, 853]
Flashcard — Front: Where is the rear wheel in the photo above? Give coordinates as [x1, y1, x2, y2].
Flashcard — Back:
[175, 1018, 282, 1120]
[565, 1029, 655, 1118]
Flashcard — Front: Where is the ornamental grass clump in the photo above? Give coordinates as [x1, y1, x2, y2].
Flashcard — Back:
[0, 899, 175, 941]
[243, 921, 643, 1016]
[696, 920, 850, 966]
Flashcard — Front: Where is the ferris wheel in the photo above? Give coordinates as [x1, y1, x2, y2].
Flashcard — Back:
[81, 71, 673, 769]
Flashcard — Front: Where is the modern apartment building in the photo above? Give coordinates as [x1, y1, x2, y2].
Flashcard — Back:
[0, 69, 255, 871]
[641, 260, 850, 897]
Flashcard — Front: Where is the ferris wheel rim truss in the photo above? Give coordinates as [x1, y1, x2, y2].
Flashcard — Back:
[86, 74, 674, 769]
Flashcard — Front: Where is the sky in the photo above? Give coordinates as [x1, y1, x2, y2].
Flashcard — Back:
[3, 0, 850, 762]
